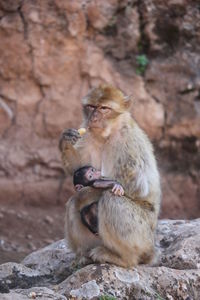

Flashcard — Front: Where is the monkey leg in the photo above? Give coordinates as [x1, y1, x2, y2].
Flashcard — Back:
[65, 194, 101, 259]
[91, 192, 155, 268]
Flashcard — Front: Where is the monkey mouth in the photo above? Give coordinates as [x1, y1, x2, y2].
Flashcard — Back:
[88, 124, 103, 130]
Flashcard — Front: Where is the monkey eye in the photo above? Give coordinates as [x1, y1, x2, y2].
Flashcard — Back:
[89, 174, 93, 179]
[100, 106, 111, 112]
[86, 105, 96, 111]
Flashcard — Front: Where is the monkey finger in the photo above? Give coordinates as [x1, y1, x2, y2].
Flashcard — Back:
[60, 129, 81, 146]
[113, 186, 121, 196]
[72, 136, 79, 144]
[114, 185, 124, 196]
[117, 188, 123, 196]
[112, 184, 118, 193]
[67, 129, 81, 138]
[118, 190, 122, 196]
[62, 128, 81, 139]
[119, 186, 125, 196]
[112, 189, 119, 196]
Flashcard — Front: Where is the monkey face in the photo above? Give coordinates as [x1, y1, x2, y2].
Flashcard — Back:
[84, 104, 115, 130]
[85, 167, 101, 181]
[82, 85, 132, 135]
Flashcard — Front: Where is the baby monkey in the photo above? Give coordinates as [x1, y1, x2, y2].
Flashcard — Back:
[73, 166, 124, 235]
[73, 166, 124, 196]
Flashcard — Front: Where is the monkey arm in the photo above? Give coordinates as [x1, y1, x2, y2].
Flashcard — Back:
[92, 179, 117, 189]
[59, 129, 84, 175]
[61, 144, 81, 175]
[93, 180, 125, 196]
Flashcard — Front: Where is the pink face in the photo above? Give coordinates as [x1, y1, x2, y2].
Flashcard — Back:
[85, 167, 101, 181]
[84, 105, 113, 129]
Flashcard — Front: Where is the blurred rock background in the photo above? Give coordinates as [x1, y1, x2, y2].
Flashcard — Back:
[0, 0, 199, 261]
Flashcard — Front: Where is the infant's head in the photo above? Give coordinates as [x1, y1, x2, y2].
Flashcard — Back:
[73, 166, 101, 191]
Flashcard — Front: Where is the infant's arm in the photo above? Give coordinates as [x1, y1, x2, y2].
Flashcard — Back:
[93, 179, 124, 196]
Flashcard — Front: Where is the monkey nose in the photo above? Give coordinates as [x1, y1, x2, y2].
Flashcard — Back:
[91, 115, 98, 122]
[88, 118, 98, 128]
[90, 110, 100, 122]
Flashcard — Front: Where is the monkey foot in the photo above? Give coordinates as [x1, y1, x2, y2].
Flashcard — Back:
[89, 246, 104, 263]
[78, 255, 93, 266]
[89, 246, 119, 265]
[89, 246, 134, 268]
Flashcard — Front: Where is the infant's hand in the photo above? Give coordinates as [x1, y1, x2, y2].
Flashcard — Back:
[112, 183, 124, 196]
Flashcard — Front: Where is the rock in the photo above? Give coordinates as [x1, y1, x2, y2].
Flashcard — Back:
[142, 0, 200, 54]
[56, 219, 200, 299]
[86, 0, 118, 30]
[0, 97, 13, 135]
[156, 219, 200, 270]
[161, 173, 200, 219]
[145, 55, 200, 140]
[57, 265, 143, 299]
[131, 78, 165, 140]
[43, 216, 54, 225]
[0, 262, 42, 292]
[0, 1, 22, 12]
[0, 287, 67, 300]
[57, 264, 200, 299]
[137, 266, 200, 300]
[22, 240, 75, 283]
[0, 219, 197, 299]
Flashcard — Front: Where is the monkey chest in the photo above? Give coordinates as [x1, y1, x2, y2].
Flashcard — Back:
[90, 151, 102, 170]
[84, 145, 102, 170]
[101, 148, 116, 177]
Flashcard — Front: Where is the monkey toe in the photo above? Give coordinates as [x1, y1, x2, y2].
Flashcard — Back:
[89, 246, 106, 263]
[78, 255, 93, 266]
[120, 187, 125, 196]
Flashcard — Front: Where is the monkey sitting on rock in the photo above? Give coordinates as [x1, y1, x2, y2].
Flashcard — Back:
[60, 85, 161, 268]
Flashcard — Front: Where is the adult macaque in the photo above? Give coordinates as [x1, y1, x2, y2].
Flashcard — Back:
[60, 85, 161, 267]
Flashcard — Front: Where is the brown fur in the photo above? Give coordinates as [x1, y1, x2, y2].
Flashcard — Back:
[61, 85, 161, 267]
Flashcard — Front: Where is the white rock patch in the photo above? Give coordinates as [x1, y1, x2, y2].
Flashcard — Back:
[70, 280, 100, 299]
[114, 267, 140, 283]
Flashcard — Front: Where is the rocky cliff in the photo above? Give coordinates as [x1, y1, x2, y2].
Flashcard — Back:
[0, 0, 200, 218]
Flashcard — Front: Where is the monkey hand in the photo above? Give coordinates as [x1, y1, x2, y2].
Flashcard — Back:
[59, 128, 81, 150]
[112, 183, 124, 196]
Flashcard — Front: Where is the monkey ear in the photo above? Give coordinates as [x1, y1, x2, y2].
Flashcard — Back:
[124, 95, 132, 110]
[75, 184, 84, 191]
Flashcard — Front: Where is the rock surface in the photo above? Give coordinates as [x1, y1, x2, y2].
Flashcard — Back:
[1, 287, 67, 300]
[0, 0, 200, 220]
[22, 240, 75, 283]
[0, 219, 199, 299]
